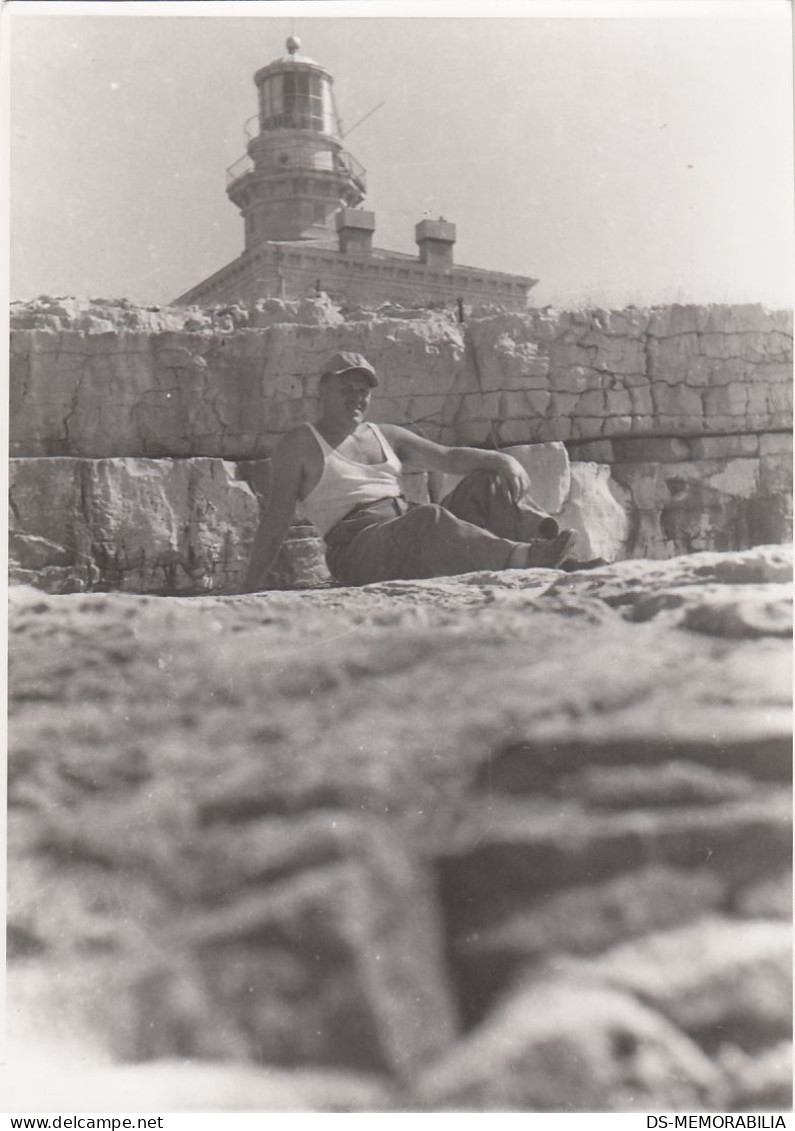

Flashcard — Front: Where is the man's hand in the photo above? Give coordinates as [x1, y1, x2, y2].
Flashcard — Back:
[492, 453, 531, 504]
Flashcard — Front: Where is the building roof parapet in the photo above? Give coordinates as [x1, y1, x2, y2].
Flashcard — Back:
[267, 241, 537, 279]
[174, 241, 537, 306]
[260, 238, 535, 279]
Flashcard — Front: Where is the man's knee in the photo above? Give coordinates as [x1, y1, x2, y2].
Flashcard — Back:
[443, 468, 500, 506]
[410, 502, 450, 527]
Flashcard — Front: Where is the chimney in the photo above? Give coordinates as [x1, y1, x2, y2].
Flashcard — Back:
[415, 218, 456, 269]
[336, 208, 375, 255]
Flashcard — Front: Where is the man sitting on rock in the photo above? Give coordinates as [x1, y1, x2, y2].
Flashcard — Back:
[244, 352, 598, 590]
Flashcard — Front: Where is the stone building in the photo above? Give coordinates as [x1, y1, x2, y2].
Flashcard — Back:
[174, 38, 537, 311]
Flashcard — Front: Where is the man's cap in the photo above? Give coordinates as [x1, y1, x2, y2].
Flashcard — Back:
[320, 351, 378, 387]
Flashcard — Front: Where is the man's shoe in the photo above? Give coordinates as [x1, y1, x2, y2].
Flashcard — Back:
[518, 529, 578, 568]
[560, 556, 609, 572]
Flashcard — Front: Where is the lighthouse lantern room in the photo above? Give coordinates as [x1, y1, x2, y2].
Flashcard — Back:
[226, 37, 367, 245]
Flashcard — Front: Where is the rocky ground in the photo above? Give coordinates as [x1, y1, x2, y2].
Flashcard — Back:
[6, 546, 792, 1112]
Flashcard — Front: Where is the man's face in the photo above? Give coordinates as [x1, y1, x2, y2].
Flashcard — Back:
[320, 371, 374, 423]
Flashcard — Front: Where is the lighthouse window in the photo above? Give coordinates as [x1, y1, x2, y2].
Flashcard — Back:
[281, 71, 324, 131]
[260, 71, 328, 132]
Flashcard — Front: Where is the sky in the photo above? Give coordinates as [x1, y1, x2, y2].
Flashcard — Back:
[6, 0, 795, 310]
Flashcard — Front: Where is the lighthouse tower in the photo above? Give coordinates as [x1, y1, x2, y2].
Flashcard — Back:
[226, 37, 367, 245]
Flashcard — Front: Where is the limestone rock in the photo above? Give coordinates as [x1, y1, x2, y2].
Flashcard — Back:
[9, 457, 329, 594]
[718, 1041, 793, 1111]
[9, 812, 458, 1076]
[441, 792, 790, 1021]
[454, 864, 727, 966]
[503, 442, 571, 512]
[736, 872, 793, 921]
[2, 1040, 394, 1113]
[555, 760, 758, 808]
[416, 979, 723, 1112]
[10, 297, 215, 335]
[558, 462, 630, 561]
[10, 320, 462, 459]
[540, 545, 793, 641]
[582, 918, 792, 1050]
[548, 542, 792, 594]
[10, 300, 792, 458]
[9, 456, 257, 593]
[619, 580, 792, 641]
[7, 547, 791, 1109]
[760, 432, 793, 456]
[677, 585, 792, 637]
[606, 452, 791, 558]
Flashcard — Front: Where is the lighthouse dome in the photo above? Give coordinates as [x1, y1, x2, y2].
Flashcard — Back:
[261, 36, 322, 70]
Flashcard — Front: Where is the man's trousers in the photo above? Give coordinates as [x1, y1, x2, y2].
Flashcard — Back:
[324, 469, 562, 586]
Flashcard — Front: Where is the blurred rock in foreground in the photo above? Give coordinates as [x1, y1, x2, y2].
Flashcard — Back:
[6, 546, 791, 1112]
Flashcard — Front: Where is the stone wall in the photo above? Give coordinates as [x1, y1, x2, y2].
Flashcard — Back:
[11, 297, 790, 457]
[9, 296, 792, 591]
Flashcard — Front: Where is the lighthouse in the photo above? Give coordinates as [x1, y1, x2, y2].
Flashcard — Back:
[226, 36, 367, 245]
[175, 38, 536, 310]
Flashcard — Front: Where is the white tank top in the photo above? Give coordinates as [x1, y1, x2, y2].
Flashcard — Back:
[300, 422, 404, 537]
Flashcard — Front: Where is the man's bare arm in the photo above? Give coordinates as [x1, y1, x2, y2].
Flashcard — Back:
[380, 424, 531, 503]
[243, 430, 307, 591]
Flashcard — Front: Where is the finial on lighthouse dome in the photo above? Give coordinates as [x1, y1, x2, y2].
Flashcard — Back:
[286, 35, 301, 56]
